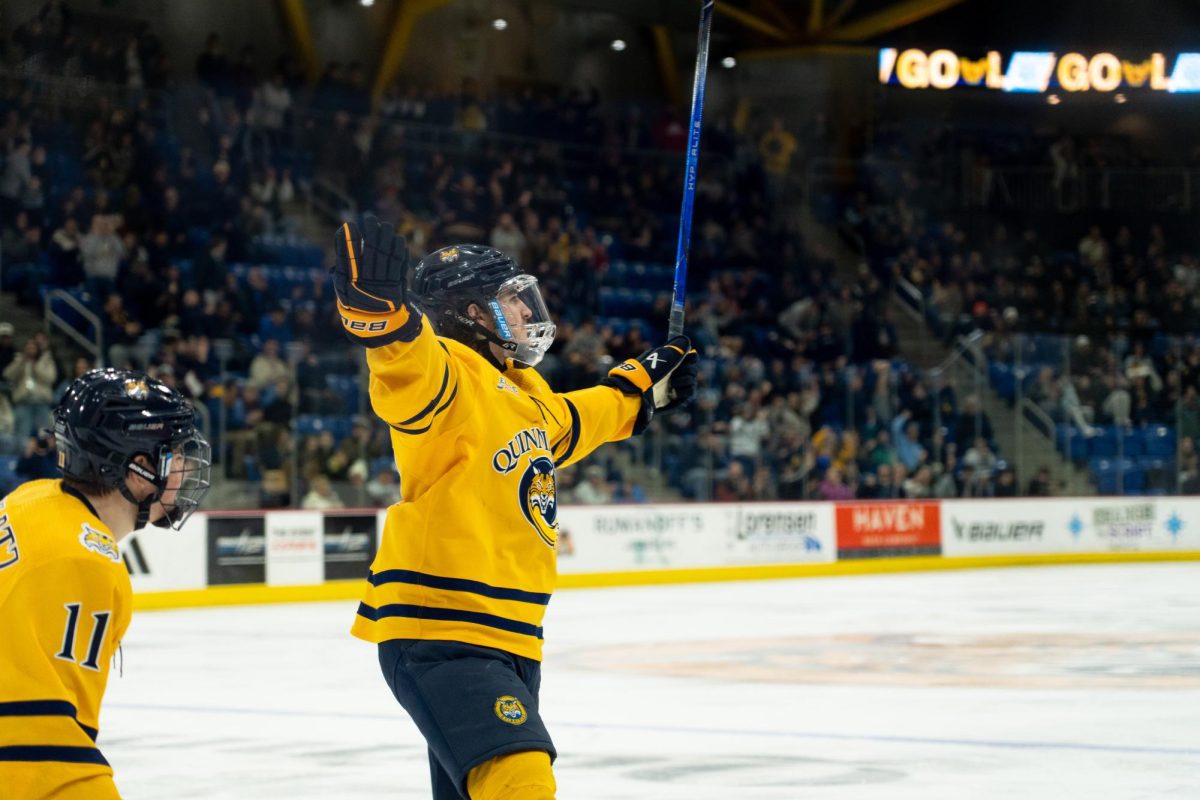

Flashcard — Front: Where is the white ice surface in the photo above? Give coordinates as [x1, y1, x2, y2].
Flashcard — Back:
[102, 563, 1200, 799]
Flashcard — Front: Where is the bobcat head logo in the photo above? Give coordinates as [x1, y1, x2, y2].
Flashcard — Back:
[494, 695, 528, 725]
[519, 456, 558, 549]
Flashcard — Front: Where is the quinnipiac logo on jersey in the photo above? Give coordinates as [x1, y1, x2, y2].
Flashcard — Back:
[494, 695, 528, 725]
[79, 524, 120, 562]
[519, 456, 558, 548]
[492, 428, 558, 549]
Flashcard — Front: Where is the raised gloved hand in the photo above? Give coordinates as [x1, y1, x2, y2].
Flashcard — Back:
[331, 215, 421, 346]
[601, 335, 699, 434]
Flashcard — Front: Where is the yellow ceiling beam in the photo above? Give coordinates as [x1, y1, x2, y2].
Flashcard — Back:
[277, 0, 319, 84]
[373, 0, 453, 102]
[652, 25, 684, 107]
[713, 1, 794, 42]
[756, 0, 803, 36]
[825, 0, 858, 30]
[826, 0, 967, 42]
[808, 0, 825, 33]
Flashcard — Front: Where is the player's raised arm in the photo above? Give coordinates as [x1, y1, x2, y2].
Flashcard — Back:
[545, 337, 700, 470]
[332, 216, 461, 434]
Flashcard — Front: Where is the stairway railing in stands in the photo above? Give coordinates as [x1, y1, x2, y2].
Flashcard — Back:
[43, 289, 102, 366]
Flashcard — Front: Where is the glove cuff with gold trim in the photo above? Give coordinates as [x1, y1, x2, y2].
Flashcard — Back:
[338, 300, 423, 347]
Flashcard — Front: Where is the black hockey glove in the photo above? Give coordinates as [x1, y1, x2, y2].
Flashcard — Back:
[331, 215, 421, 347]
[601, 335, 699, 435]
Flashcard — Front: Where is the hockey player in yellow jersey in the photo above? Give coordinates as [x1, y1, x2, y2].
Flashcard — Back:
[0, 369, 211, 799]
[333, 216, 697, 799]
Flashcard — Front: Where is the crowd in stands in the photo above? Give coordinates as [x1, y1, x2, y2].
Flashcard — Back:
[1, 3, 1139, 505]
[839, 121, 1200, 494]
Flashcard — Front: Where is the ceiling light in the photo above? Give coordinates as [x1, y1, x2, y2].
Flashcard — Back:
[492, 18, 507, 30]
[722, 56, 737, 69]
[611, 39, 626, 52]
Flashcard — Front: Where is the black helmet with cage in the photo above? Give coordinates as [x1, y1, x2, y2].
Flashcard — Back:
[53, 368, 212, 530]
[410, 244, 556, 369]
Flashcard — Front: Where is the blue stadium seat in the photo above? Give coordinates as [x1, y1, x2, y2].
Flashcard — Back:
[1056, 424, 1089, 462]
[1089, 428, 1118, 458]
[989, 362, 1015, 401]
[325, 375, 361, 414]
[1091, 457, 1143, 495]
[1143, 426, 1176, 457]
[1118, 429, 1143, 458]
[294, 414, 324, 436]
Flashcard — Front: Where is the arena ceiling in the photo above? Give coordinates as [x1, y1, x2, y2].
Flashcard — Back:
[556, 0, 1200, 57]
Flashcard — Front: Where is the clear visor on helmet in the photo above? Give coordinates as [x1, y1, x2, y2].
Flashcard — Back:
[486, 274, 556, 368]
[154, 433, 212, 530]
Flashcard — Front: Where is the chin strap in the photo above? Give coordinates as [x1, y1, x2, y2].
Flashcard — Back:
[441, 309, 519, 369]
[120, 459, 163, 531]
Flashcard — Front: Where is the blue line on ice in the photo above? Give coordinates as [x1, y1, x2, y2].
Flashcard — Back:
[106, 703, 1200, 758]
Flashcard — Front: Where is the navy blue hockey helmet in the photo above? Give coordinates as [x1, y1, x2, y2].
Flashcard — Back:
[411, 245, 556, 368]
[54, 369, 211, 530]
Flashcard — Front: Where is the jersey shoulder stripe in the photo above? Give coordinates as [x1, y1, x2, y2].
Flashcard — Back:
[394, 359, 451, 427]
[390, 380, 458, 435]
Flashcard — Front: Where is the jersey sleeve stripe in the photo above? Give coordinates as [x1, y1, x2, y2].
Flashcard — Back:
[0, 745, 109, 766]
[369, 569, 552, 605]
[0, 700, 98, 741]
[357, 602, 544, 639]
[394, 360, 451, 427]
[553, 398, 582, 467]
[388, 382, 458, 435]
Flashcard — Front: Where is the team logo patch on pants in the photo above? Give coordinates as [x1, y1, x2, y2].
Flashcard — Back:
[494, 695, 528, 725]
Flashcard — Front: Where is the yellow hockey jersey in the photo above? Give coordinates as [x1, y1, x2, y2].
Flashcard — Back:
[0, 479, 131, 798]
[350, 319, 641, 661]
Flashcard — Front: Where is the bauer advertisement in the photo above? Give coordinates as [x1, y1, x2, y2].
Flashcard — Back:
[941, 498, 1198, 556]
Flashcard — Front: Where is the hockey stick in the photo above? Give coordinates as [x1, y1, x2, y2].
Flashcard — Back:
[668, 0, 715, 339]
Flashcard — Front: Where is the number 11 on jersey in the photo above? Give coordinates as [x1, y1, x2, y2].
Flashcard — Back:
[57, 602, 111, 671]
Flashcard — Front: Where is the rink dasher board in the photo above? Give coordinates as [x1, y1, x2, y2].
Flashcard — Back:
[124, 499, 1200, 610]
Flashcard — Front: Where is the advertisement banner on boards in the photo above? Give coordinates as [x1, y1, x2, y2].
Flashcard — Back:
[726, 503, 836, 563]
[941, 499, 1062, 556]
[322, 512, 379, 580]
[1147, 498, 1199, 551]
[125, 512, 208, 592]
[943, 498, 1199, 556]
[836, 501, 941, 558]
[1072, 499, 1196, 552]
[556, 503, 722, 573]
[265, 511, 323, 586]
[206, 515, 266, 586]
